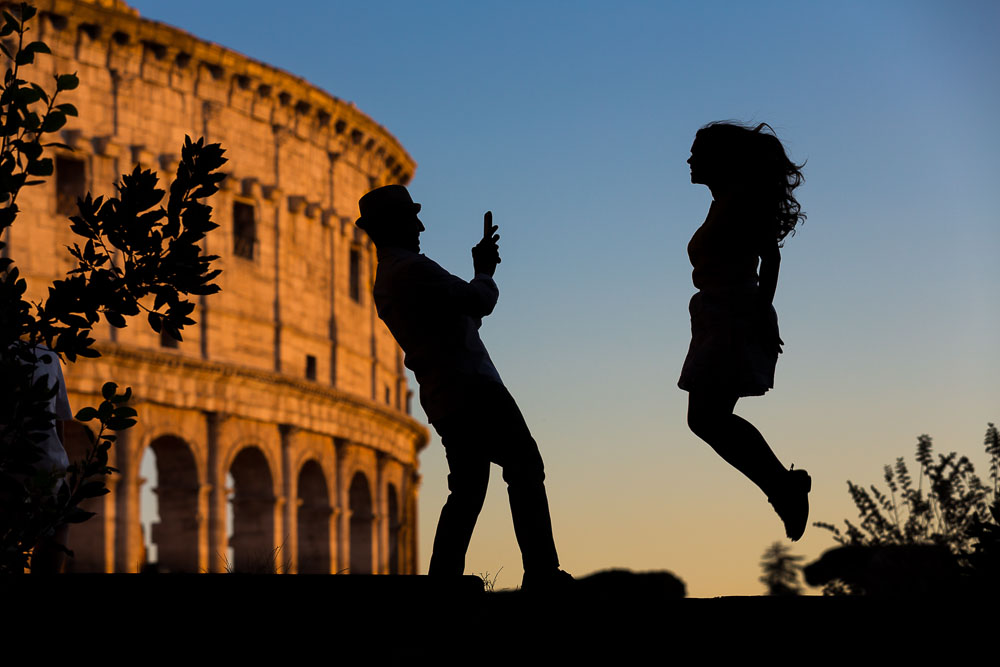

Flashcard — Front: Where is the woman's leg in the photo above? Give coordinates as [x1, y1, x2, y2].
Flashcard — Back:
[686, 390, 787, 497]
[687, 389, 810, 539]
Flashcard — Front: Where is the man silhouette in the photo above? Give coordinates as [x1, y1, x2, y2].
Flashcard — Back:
[356, 185, 571, 589]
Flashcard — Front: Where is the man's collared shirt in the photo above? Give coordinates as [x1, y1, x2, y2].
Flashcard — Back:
[373, 246, 502, 422]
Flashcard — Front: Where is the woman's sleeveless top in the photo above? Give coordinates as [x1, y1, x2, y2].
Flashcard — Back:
[687, 198, 767, 293]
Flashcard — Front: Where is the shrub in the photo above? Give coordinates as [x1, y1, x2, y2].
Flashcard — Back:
[759, 541, 803, 596]
[0, 3, 226, 572]
[813, 423, 1000, 594]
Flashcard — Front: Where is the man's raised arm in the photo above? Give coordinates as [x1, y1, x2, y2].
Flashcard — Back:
[411, 211, 501, 318]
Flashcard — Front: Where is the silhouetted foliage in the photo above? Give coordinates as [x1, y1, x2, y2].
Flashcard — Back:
[759, 541, 803, 596]
[813, 423, 1000, 594]
[803, 543, 963, 598]
[0, 3, 225, 572]
[572, 568, 687, 599]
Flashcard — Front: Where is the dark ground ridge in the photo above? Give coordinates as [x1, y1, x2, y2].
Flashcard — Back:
[1, 573, 988, 661]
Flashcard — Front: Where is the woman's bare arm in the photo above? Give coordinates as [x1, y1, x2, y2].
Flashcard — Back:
[758, 240, 780, 306]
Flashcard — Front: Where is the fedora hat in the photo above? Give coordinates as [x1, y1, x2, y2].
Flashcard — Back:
[356, 185, 421, 233]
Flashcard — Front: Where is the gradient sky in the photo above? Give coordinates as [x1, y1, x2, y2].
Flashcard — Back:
[130, 0, 1000, 595]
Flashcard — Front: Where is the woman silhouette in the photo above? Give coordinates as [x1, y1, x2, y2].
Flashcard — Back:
[679, 121, 809, 540]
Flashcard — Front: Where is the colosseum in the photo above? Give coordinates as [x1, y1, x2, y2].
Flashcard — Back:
[8, 0, 429, 573]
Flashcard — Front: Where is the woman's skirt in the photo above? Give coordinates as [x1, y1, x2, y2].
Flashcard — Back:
[677, 289, 782, 397]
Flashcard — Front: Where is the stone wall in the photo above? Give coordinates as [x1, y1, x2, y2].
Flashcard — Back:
[6, 0, 427, 573]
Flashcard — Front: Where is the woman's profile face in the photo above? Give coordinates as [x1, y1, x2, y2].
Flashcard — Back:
[689, 131, 743, 191]
[687, 135, 716, 186]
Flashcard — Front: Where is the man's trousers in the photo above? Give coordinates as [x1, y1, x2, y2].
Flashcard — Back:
[426, 379, 560, 576]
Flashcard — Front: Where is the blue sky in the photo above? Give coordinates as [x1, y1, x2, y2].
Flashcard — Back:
[131, 0, 1000, 595]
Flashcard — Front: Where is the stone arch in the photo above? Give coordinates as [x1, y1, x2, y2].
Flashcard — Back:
[290, 440, 337, 495]
[130, 408, 207, 475]
[349, 470, 373, 574]
[296, 459, 331, 574]
[112, 406, 208, 573]
[220, 426, 282, 496]
[142, 434, 200, 572]
[386, 482, 400, 574]
[228, 446, 277, 572]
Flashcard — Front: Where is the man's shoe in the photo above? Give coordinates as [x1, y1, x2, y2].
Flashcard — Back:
[769, 467, 811, 541]
[520, 568, 575, 593]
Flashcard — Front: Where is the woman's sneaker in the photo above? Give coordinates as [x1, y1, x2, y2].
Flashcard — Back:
[768, 467, 811, 541]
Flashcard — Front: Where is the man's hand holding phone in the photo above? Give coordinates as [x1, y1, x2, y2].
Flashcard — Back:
[472, 211, 501, 277]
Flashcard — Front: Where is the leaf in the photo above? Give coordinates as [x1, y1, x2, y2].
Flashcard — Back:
[65, 508, 97, 524]
[104, 310, 125, 328]
[55, 102, 77, 117]
[108, 417, 137, 430]
[40, 110, 66, 133]
[152, 289, 170, 311]
[15, 49, 35, 66]
[164, 322, 183, 342]
[102, 382, 117, 400]
[29, 82, 48, 103]
[79, 481, 108, 498]
[55, 73, 78, 91]
[74, 406, 99, 422]
[20, 140, 42, 160]
[24, 41, 51, 56]
[14, 85, 43, 104]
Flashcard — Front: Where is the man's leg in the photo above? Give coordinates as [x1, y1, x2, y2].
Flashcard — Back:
[427, 426, 491, 576]
[486, 386, 560, 575]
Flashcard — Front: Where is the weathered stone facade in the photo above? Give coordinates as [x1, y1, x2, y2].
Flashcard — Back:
[6, 0, 428, 573]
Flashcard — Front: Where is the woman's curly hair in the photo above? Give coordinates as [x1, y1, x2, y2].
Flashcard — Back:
[696, 121, 806, 244]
